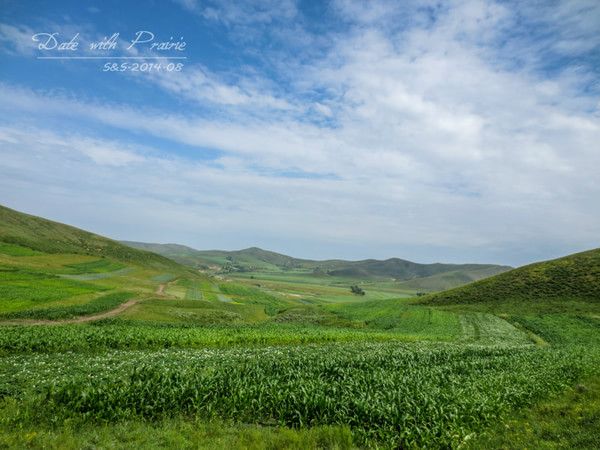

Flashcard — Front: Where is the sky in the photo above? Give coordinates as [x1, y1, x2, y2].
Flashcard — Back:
[0, 0, 599, 266]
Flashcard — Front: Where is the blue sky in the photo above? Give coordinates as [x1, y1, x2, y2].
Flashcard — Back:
[0, 0, 599, 266]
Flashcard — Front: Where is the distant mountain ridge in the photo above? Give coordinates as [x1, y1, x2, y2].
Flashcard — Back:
[122, 241, 512, 286]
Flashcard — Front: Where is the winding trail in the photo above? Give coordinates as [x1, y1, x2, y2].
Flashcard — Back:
[1, 281, 176, 327]
[0, 299, 140, 326]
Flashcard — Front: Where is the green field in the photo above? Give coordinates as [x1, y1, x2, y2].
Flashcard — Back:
[123, 241, 511, 292]
[1, 205, 599, 448]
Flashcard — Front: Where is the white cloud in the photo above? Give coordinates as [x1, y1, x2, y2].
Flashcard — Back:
[0, 126, 145, 167]
[80, 143, 145, 167]
[0, 23, 37, 55]
[1, 0, 599, 264]
[143, 63, 294, 110]
[174, 0, 298, 25]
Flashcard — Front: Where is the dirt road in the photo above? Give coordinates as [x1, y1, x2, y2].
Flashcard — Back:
[1, 281, 172, 327]
[0, 299, 139, 326]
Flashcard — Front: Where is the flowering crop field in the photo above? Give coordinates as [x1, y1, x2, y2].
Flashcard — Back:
[0, 340, 595, 448]
[0, 310, 599, 448]
[1, 230, 599, 448]
[0, 322, 415, 354]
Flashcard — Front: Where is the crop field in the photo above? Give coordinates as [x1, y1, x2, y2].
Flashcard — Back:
[1, 264, 600, 448]
[0, 292, 134, 320]
[1, 224, 600, 448]
[1, 342, 595, 449]
[64, 259, 126, 274]
[0, 243, 43, 257]
[326, 298, 463, 340]
[0, 268, 103, 312]
[152, 273, 178, 283]
[1, 279, 599, 449]
[172, 279, 220, 302]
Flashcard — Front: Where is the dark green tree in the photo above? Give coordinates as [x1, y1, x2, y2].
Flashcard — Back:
[350, 285, 365, 295]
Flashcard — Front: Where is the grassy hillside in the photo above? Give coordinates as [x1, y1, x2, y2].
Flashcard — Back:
[123, 241, 510, 284]
[325, 258, 510, 281]
[425, 248, 600, 306]
[119, 242, 210, 268]
[122, 243, 312, 271]
[397, 266, 511, 292]
[0, 204, 203, 322]
[0, 205, 179, 269]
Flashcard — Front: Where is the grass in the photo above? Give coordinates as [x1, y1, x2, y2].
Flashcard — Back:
[0, 267, 103, 312]
[327, 297, 462, 340]
[0, 342, 595, 448]
[0, 415, 355, 450]
[0, 242, 43, 257]
[0, 292, 134, 320]
[2, 204, 600, 448]
[64, 259, 126, 274]
[458, 313, 532, 346]
[0, 322, 420, 355]
[184, 281, 203, 300]
[121, 299, 251, 325]
[396, 266, 510, 292]
[218, 283, 293, 315]
[152, 273, 178, 283]
[228, 273, 408, 304]
[509, 314, 600, 346]
[425, 248, 600, 305]
[467, 376, 600, 449]
[0, 205, 180, 269]
[1, 280, 599, 448]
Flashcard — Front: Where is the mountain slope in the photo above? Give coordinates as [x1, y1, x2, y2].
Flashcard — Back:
[118, 241, 207, 268]
[122, 242, 317, 270]
[0, 205, 179, 270]
[323, 258, 511, 281]
[396, 266, 510, 292]
[425, 248, 600, 305]
[123, 241, 511, 283]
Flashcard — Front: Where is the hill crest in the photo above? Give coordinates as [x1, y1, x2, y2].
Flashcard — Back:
[0, 205, 180, 270]
[424, 247, 600, 305]
[122, 241, 511, 286]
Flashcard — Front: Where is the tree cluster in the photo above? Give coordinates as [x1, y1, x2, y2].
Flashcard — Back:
[350, 285, 365, 295]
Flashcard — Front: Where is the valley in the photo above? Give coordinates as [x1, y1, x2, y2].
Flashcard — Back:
[0, 204, 599, 448]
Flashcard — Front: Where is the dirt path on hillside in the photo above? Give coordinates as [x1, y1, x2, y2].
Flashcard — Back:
[63, 299, 138, 324]
[1, 281, 175, 327]
[0, 299, 140, 327]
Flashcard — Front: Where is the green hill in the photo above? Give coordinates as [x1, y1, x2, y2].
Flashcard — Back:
[324, 258, 510, 281]
[118, 242, 208, 268]
[120, 243, 308, 270]
[123, 241, 510, 286]
[0, 205, 179, 270]
[396, 266, 510, 292]
[425, 248, 600, 305]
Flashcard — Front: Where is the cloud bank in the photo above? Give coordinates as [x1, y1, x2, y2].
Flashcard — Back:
[0, 0, 598, 265]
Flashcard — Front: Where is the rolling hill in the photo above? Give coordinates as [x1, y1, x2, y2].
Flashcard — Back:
[424, 248, 600, 305]
[122, 241, 511, 286]
[120, 243, 310, 271]
[395, 266, 510, 292]
[0, 204, 180, 270]
[322, 258, 511, 281]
